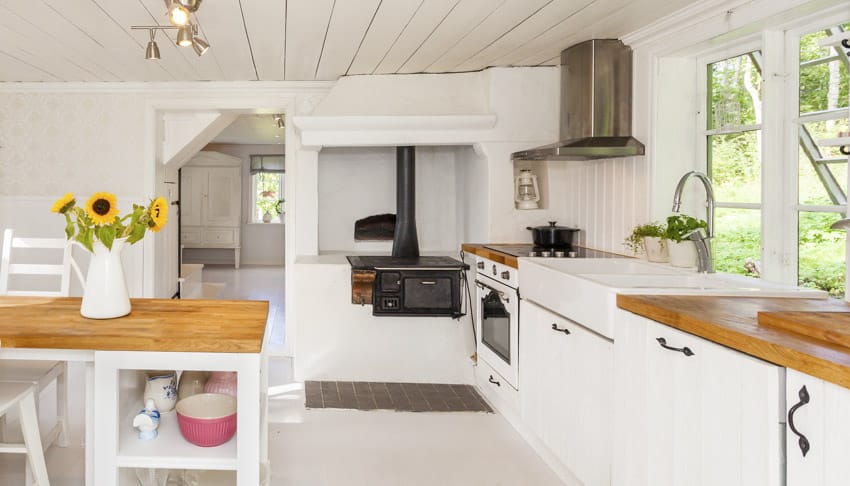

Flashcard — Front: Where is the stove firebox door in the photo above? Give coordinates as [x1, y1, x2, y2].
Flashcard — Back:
[403, 276, 452, 309]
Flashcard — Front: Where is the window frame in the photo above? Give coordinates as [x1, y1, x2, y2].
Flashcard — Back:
[695, 14, 850, 289]
[250, 171, 285, 224]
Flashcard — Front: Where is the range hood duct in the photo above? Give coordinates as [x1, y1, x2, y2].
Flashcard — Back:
[392, 146, 420, 258]
[512, 39, 645, 161]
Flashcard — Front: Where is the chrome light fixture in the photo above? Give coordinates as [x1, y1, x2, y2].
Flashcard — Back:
[145, 30, 160, 60]
[191, 36, 209, 57]
[166, 0, 190, 26]
[176, 26, 193, 47]
[132, 0, 208, 60]
[275, 115, 285, 129]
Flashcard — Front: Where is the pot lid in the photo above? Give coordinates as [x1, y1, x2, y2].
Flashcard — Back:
[527, 221, 579, 231]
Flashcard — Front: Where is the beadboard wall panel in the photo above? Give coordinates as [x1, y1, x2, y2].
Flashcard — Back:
[561, 156, 650, 255]
[0, 92, 146, 197]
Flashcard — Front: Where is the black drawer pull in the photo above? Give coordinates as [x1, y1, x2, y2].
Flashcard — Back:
[788, 385, 811, 457]
[488, 375, 501, 387]
[551, 323, 570, 335]
[842, 38, 850, 49]
[656, 337, 695, 356]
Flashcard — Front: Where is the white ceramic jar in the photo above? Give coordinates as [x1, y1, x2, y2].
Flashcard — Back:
[144, 371, 178, 412]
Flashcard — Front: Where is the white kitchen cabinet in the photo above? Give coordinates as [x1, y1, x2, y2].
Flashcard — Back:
[520, 299, 612, 486]
[181, 166, 242, 268]
[785, 368, 850, 486]
[613, 309, 783, 486]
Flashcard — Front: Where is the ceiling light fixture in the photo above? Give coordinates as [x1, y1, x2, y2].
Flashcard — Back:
[132, 23, 209, 60]
[145, 30, 160, 60]
[274, 115, 285, 129]
[166, 0, 190, 26]
[191, 36, 209, 57]
[176, 26, 193, 47]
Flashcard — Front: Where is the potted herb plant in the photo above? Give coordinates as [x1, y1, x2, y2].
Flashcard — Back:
[624, 221, 669, 262]
[665, 214, 708, 268]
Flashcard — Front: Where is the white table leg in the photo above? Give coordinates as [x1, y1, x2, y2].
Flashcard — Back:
[85, 361, 94, 486]
[236, 354, 260, 485]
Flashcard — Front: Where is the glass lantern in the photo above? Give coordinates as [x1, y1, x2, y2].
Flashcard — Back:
[514, 169, 540, 210]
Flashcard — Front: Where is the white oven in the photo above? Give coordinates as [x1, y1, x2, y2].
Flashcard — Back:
[474, 256, 519, 389]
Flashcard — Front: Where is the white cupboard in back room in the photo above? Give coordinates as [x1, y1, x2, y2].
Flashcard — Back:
[613, 309, 783, 486]
[181, 163, 242, 268]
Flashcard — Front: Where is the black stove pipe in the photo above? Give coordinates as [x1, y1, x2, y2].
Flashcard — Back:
[392, 146, 420, 258]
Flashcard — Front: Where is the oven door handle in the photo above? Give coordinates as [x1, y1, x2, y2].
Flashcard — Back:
[474, 279, 510, 304]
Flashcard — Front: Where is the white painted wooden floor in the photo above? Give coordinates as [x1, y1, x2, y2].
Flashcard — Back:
[0, 265, 561, 485]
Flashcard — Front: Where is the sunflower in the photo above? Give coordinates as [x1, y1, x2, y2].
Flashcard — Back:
[85, 192, 119, 225]
[50, 192, 76, 213]
[149, 196, 168, 232]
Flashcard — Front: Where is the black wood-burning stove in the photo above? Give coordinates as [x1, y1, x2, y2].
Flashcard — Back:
[347, 146, 467, 317]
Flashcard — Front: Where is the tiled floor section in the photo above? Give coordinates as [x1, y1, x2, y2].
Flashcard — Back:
[305, 381, 493, 412]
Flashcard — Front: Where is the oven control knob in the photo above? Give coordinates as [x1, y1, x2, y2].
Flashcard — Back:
[500, 271, 510, 280]
[477, 261, 485, 270]
[492, 265, 497, 276]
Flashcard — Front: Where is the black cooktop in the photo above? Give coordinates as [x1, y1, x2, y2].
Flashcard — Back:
[482, 244, 626, 259]
[347, 255, 467, 270]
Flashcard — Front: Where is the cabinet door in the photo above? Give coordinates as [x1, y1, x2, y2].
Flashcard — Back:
[520, 300, 612, 486]
[786, 369, 850, 486]
[180, 167, 204, 227]
[204, 167, 241, 226]
[615, 311, 782, 486]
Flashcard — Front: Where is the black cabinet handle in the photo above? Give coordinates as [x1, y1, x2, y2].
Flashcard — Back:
[488, 375, 501, 387]
[788, 385, 811, 457]
[842, 38, 850, 49]
[551, 323, 571, 335]
[841, 146, 849, 156]
[656, 337, 695, 356]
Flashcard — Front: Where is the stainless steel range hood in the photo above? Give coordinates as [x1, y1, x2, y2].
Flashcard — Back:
[512, 39, 645, 161]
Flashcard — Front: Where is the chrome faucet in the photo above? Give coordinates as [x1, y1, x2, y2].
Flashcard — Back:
[672, 171, 715, 273]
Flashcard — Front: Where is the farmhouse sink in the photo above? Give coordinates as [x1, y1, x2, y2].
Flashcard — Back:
[518, 257, 827, 340]
[577, 272, 828, 297]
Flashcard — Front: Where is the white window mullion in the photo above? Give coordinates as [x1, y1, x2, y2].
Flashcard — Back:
[761, 29, 793, 284]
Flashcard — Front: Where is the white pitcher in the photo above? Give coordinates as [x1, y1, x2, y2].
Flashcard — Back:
[78, 237, 131, 319]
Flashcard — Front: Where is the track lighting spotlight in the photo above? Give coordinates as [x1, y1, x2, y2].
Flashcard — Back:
[166, 1, 190, 26]
[276, 115, 285, 129]
[145, 30, 160, 60]
[176, 26, 193, 47]
[192, 36, 210, 57]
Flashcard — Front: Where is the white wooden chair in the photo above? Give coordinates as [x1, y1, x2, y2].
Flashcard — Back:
[0, 229, 84, 453]
[0, 382, 50, 485]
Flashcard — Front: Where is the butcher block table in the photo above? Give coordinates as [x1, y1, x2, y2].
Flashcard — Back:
[0, 296, 270, 486]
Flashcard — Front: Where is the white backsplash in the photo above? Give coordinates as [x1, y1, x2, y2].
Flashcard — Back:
[559, 156, 651, 255]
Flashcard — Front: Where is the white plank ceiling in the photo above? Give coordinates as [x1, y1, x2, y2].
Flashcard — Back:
[0, 0, 698, 82]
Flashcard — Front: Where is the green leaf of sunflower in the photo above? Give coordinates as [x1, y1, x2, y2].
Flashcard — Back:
[98, 225, 116, 251]
[127, 221, 147, 244]
[77, 228, 93, 253]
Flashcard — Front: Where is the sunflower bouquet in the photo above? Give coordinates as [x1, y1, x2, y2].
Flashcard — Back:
[51, 192, 168, 252]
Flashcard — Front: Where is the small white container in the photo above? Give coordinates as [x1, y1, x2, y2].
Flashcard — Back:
[668, 240, 697, 268]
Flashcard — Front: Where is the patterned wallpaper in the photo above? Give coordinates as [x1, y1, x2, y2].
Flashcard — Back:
[0, 92, 146, 197]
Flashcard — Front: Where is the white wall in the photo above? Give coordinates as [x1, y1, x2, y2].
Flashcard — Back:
[202, 143, 286, 266]
[318, 145, 475, 253]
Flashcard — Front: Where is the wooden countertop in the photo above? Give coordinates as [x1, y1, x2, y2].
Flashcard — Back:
[0, 297, 268, 353]
[617, 294, 850, 388]
[461, 244, 519, 268]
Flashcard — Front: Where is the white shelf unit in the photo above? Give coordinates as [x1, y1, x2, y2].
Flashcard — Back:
[115, 370, 238, 471]
[94, 350, 266, 485]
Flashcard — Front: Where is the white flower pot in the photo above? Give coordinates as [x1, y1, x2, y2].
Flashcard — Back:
[668, 240, 698, 268]
[642, 237, 669, 263]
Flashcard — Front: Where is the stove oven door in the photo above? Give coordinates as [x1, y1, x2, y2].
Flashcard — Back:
[476, 278, 518, 388]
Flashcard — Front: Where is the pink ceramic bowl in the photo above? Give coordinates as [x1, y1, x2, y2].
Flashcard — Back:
[176, 393, 237, 447]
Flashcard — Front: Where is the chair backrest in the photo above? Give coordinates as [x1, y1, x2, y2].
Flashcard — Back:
[0, 228, 85, 297]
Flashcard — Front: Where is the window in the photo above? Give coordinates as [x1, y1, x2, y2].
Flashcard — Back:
[706, 51, 763, 276]
[249, 155, 285, 224]
[702, 21, 850, 298]
[795, 25, 849, 297]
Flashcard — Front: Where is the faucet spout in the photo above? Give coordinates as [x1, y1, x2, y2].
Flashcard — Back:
[672, 171, 716, 273]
